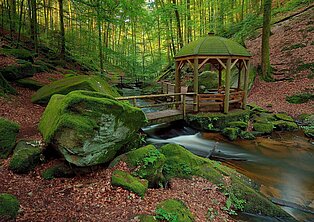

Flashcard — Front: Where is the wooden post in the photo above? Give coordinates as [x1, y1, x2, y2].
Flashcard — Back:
[224, 58, 231, 113]
[175, 60, 181, 102]
[182, 94, 186, 118]
[243, 60, 250, 108]
[193, 57, 199, 112]
[218, 65, 222, 90]
[237, 62, 242, 90]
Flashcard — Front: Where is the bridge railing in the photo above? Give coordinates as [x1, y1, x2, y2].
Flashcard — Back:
[116, 93, 196, 117]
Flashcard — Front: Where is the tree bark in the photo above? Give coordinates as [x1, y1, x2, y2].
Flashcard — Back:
[58, 0, 65, 59]
[172, 0, 183, 48]
[261, 0, 272, 81]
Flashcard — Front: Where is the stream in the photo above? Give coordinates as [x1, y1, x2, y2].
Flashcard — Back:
[143, 121, 314, 222]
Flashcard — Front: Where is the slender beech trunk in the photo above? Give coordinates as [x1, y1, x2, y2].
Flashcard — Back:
[261, 0, 272, 80]
[58, 0, 65, 59]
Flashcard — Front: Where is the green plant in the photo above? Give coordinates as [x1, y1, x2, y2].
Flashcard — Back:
[221, 189, 246, 215]
[155, 208, 178, 222]
[281, 43, 306, 51]
[207, 207, 219, 221]
[286, 93, 314, 104]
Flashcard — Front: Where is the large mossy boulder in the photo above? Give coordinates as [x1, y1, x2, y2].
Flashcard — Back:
[9, 140, 42, 174]
[1, 48, 34, 62]
[0, 73, 16, 95]
[155, 199, 194, 222]
[111, 170, 148, 198]
[39, 90, 146, 166]
[253, 122, 274, 134]
[32, 75, 120, 104]
[273, 120, 298, 131]
[0, 193, 20, 221]
[158, 144, 295, 220]
[41, 163, 75, 180]
[0, 118, 19, 158]
[0, 62, 35, 81]
[110, 145, 166, 187]
[186, 109, 250, 131]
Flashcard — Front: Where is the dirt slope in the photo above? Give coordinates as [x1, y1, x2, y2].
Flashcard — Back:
[246, 6, 314, 117]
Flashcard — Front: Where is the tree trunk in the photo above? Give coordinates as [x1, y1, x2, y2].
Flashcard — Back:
[261, 0, 272, 81]
[58, 0, 65, 59]
[172, 0, 183, 48]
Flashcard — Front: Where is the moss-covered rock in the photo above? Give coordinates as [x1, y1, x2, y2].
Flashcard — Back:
[16, 78, 44, 90]
[253, 122, 274, 134]
[0, 73, 16, 95]
[239, 131, 256, 140]
[273, 120, 298, 131]
[222, 127, 239, 141]
[227, 121, 248, 130]
[0, 62, 35, 81]
[9, 140, 42, 174]
[155, 199, 194, 222]
[286, 93, 314, 104]
[0, 193, 20, 220]
[39, 90, 146, 166]
[111, 145, 166, 187]
[274, 113, 294, 122]
[32, 75, 120, 104]
[304, 127, 314, 138]
[247, 103, 269, 114]
[111, 170, 148, 198]
[187, 109, 250, 131]
[1, 48, 34, 62]
[0, 118, 19, 158]
[42, 163, 75, 180]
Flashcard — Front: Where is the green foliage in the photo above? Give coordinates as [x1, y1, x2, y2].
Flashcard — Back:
[155, 199, 194, 222]
[296, 62, 314, 72]
[0, 193, 20, 220]
[286, 93, 314, 104]
[0, 48, 34, 62]
[0, 118, 19, 158]
[281, 43, 306, 51]
[0, 62, 35, 81]
[222, 128, 239, 141]
[227, 121, 248, 130]
[111, 170, 148, 198]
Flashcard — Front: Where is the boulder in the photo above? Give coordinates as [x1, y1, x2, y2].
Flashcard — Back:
[0, 193, 20, 221]
[253, 122, 274, 134]
[39, 90, 146, 166]
[273, 120, 298, 131]
[32, 75, 120, 104]
[239, 131, 256, 140]
[9, 140, 42, 174]
[227, 121, 248, 130]
[155, 199, 194, 222]
[1, 48, 34, 62]
[110, 145, 166, 187]
[16, 78, 44, 90]
[0, 62, 35, 81]
[111, 170, 148, 198]
[274, 113, 294, 122]
[42, 163, 75, 180]
[222, 127, 239, 141]
[0, 73, 16, 95]
[0, 118, 19, 158]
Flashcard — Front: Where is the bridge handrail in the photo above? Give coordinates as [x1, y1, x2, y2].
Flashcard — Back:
[116, 92, 195, 100]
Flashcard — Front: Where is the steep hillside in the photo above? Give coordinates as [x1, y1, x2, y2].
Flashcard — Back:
[246, 6, 314, 117]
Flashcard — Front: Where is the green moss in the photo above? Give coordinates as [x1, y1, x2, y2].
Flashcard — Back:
[247, 103, 269, 114]
[32, 75, 120, 104]
[274, 113, 294, 122]
[0, 62, 35, 81]
[295, 62, 314, 72]
[222, 127, 239, 141]
[39, 90, 146, 166]
[273, 120, 298, 131]
[9, 141, 42, 174]
[253, 122, 274, 134]
[281, 43, 306, 51]
[187, 109, 250, 131]
[111, 170, 148, 198]
[227, 121, 248, 130]
[0, 118, 19, 158]
[0, 193, 19, 220]
[125, 145, 166, 187]
[16, 78, 44, 90]
[42, 163, 75, 180]
[155, 199, 194, 222]
[286, 93, 314, 104]
[0, 73, 16, 95]
[304, 127, 314, 138]
[239, 131, 255, 140]
[1, 48, 34, 62]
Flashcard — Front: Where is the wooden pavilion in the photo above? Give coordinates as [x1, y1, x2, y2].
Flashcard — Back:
[174, 33, 251, 113]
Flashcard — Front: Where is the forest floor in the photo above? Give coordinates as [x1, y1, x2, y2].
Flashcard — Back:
[246, 6, 314, 117]
[0, 5, 313, 222]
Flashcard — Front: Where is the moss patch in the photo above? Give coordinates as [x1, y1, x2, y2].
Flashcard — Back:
[32, 75, 120, 104]
[1, 48, 34, 62]
[286, 93, 314, 104]
[0, 73, 16, 95]
[9, 141, 42, 174]
[39, 90, 146, 166]
[273, 120, 298, 131]
[253, 122, 274, 134]
[239, 131, 255, 140]
[274, 113, 294, 122]
[111, 170, 148, 198]
[155, 199, 194, 222]
[0, 118, 19, 158]
[187, 109, 250, 131]
[0, 193, 20, 220]
[16, 78, 44, 90]
[222, 127, 239, 141]
[227, 121, 248, 130]
[0, 62, 35, 81]
[42, 163, 75, 180]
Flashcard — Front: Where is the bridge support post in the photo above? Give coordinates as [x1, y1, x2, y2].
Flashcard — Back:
[175, 60, 181, 104]
[243, 60, 250, 108]
[193, 57, 199, 112]
[224, 58, 231, 114]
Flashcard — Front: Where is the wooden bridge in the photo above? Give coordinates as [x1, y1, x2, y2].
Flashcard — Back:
[116, 89, 245, 125]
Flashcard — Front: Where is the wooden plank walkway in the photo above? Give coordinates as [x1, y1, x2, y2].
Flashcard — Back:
[145, 109, 183, 125]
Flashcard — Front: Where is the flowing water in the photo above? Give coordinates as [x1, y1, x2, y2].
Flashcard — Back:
[143, 121, 314, 222]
